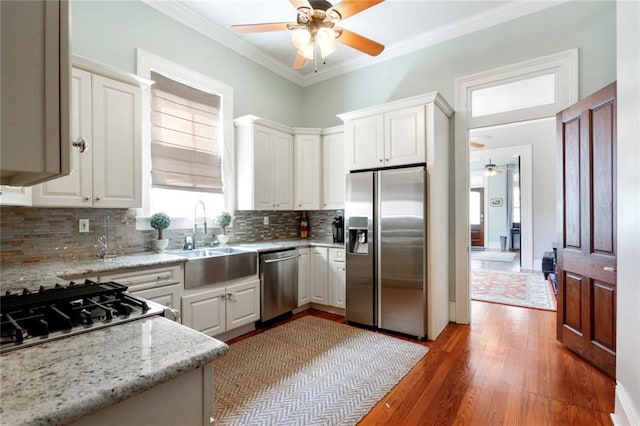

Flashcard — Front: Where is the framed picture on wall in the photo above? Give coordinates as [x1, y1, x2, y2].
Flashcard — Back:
[490, 198, 503, 207]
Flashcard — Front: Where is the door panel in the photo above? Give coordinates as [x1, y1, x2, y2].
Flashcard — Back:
[470, 188, 484, 247]
[556, 82, 616, 378]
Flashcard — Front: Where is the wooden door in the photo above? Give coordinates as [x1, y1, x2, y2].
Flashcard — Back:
[556, 82, 616, 377]
[470, 188, 485, 247]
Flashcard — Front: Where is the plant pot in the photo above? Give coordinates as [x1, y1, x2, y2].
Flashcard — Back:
[217, 235, 230, 246]
[152, 239, 169, 253]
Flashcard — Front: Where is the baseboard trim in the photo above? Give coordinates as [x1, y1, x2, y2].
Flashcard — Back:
[449, 302, 457, 322]
[612, 381, 640, 425]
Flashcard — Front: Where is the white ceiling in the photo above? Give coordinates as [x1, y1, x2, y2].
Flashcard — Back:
[144, 0, 563, 86]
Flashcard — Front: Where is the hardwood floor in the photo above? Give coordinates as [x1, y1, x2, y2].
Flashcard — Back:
[228, 302, 615, 425]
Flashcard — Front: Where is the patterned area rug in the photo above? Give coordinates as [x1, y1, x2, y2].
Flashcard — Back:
[471, 269, 557, 311]
[213, 316, 428, 425]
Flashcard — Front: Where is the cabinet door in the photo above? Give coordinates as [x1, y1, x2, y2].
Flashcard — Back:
[226, 279, 260, 330]
[91, 75, 141, 208]
[322, 132, 345, 209]
[131, 283, 182, 312]
[253, 125, 274, 210]
[297, 248, 310, 306]
[32, 68, 93, 207]
[0, 0, 70, 187]
[0, 186, 32, 206]
[346, 115, 384, 171]
[384, 105, 425, 167]
[328, 249, 346, 308]
[310, 247, 328, 304]
[294, 134, 321, 210]
[181, 287, 226, 336]
[272, 130, 294, 210]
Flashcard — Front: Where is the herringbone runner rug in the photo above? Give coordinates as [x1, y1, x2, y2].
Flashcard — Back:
[213, 316, 428, 425]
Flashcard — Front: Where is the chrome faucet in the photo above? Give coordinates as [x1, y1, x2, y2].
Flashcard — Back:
[193, 200, 207, 249]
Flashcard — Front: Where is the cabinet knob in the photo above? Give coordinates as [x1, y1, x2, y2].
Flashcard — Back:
[95, 197, 101, 201]
[72, 137, 89, 153]
[385, 158, 390, 161]
[83, 196, 90, 201]
[379, 159, 383, 163]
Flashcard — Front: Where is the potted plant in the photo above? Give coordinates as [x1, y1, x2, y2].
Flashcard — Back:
[150, 212, 171, 252]
[215, 211, 232, 245]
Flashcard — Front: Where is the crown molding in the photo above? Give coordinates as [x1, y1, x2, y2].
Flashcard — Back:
[141, 0, 303, 85]
[143, 0, 566, 88]
[301, 0, 567, 86]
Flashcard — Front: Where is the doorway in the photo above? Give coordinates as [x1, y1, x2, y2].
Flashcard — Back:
[453, 49, 578, 323]
[469, 188, 484, 247]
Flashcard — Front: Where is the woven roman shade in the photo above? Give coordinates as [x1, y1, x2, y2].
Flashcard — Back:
[150, 71, 222, 193]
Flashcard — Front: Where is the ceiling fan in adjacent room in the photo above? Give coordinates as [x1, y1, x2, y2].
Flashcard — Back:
[484, 159, 505, 176]
[231, 0, 385, 70]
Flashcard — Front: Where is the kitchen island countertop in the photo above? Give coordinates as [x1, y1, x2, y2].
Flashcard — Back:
[0, 315, 228, 426]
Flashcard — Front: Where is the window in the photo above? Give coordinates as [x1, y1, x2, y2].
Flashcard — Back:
[513, 171, 521, 223]
[471, 74, 556, 118]
[137, 50, 235, 220]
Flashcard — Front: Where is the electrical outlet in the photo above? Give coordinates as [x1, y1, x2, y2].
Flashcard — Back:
[79, 219, 90, 233]
[263, 216, 269, 225]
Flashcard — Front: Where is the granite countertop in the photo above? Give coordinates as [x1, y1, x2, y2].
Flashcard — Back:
[0, 239, 344, 293]
[0, 316, 229, 426]
[0, 253, 190, 293]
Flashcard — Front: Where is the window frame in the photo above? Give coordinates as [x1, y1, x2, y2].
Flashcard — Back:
[136, 49, 235, 225]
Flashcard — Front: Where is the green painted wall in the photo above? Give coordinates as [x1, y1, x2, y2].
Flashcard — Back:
[301, 1, 617, 128]
[71, 0, 304, 127]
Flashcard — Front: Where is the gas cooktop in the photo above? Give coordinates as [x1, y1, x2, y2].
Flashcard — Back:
[0, 279, 166, 353]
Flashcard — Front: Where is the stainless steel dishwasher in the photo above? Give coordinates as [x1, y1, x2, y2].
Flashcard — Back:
[260, 249, 299, 322]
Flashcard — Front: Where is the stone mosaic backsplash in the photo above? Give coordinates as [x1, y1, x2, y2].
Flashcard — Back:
[0, 207, 341, 265]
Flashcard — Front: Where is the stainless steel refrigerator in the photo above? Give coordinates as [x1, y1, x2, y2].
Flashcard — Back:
[345, 166, 427, 338]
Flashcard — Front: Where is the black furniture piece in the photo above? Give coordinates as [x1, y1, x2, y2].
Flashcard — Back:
[542, 248, 558, 294]
[510, 223, 521, 250]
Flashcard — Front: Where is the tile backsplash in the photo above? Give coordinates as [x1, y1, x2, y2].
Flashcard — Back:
[0, 207, 341, 265]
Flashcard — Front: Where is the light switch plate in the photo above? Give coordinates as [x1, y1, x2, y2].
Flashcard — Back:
[263, 216, 269, 225]
[79, 219, 90, 233]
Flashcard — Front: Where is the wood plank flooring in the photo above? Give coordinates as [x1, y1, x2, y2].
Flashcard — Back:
[228, 301, 615, 425]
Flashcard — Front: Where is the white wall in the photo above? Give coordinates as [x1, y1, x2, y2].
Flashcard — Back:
[471, 118, 556, 268]
[613, 1, 640, 424]
[71, 1, 304, 127]
[302, 1, 616, 128]
[486, 172, 508, 248]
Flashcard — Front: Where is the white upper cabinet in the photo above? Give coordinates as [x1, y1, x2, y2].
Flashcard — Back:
[383, 105, 426, 168]
[32, 66, 142, 208]
[294, 130, 321, 211]
[321, 127, 345, 210]
[236, 116, 294, 211]
[344, 115, 383, 171]
[339, 93, 451, 172]
[0, 0, 70, 186]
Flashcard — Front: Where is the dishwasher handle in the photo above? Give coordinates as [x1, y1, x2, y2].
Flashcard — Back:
[263, 254, 299, 264]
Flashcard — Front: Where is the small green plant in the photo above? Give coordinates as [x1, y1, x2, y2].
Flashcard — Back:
[215, 211, 232, 235]
[150, 212, 171, 239]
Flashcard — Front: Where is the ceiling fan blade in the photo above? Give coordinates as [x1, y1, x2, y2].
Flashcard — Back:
[231, 22, 292, 34]
[290, 0, 312, 11]
[293, 54, 308, 69]
[336, 28, 384, 56]
[470, 141, 485, 148]
[331, 0, 384, 20]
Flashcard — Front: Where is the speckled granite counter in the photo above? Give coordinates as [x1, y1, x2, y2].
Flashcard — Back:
[0, 316, 228, 426]
[0, 253, 189, 293]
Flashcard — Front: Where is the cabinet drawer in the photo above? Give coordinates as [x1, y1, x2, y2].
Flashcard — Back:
[329, 248, 345, 263]
[100, 264, 183, 292]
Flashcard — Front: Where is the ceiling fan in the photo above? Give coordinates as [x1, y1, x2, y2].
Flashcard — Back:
[231, 0, 385, 70]
[484, 159, 505, 176]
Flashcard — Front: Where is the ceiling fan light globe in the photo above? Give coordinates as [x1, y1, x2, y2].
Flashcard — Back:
[291, 28, 312, 50]
[299, 45, 315, 60]
[317, 27, 337, 58]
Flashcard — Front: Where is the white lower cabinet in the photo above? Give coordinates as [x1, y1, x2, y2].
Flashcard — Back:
[328, 248, 346, 309]
[99, 264, 184, 313]
[297, 248, 310, 306]
[181, 276, 260, 337]
[310, 247, 328, 304]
